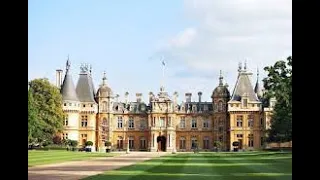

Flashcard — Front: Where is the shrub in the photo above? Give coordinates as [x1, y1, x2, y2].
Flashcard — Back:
[105, 141, 112, 147]
[85, 141, 93, 146]
[232, 141, 239, 146]
[69, 140, 78, 147]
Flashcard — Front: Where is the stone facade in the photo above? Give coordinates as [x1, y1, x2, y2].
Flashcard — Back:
[58, 60, 274, 152]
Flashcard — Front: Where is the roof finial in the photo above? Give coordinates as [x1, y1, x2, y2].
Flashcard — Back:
[257, 67, 259, 81]
[66, 55, 70, 72]
[102, 71, 107, 85]
[238, 62, 242, 72]
[219, 70, 223, 86]
[244, 59, 247, 71]
[89, 64, 92, 74]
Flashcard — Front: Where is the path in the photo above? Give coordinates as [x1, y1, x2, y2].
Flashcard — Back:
[28, 152, 169, 180]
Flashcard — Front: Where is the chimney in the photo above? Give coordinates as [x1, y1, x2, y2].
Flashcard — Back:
[198, 91, 202, 102]
[125, 92, 129, 104]
[185, 93, 192, 102]
[136, 93, 142, 103]
[56, 69, 63, 88]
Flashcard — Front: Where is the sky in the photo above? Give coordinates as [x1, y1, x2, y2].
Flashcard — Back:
[28, 0, 292, 103]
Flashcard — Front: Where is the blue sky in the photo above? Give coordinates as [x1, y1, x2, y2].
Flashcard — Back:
[28, 0, 292, 102]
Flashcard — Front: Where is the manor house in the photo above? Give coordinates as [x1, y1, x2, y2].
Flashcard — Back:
[58, 59, 275, 152]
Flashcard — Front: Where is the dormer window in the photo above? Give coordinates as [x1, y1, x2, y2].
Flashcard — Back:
[83, 104, 86, 107]
[192, 105, 197, 112]
[64, 103, 66, 106]
[203, 105, 208, 111]
[91, 104, 93, 107]
[242, 98, 248, 108]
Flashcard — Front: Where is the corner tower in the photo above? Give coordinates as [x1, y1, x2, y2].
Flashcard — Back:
[211, 70, 230, 151]
[60, 58, 80, 142]
[75, 64, 98, 151]
[228, 62, 263, 151]
[96, 72, 113, 151]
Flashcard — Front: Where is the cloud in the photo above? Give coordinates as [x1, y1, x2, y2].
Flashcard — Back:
[161, 0, 292, 77]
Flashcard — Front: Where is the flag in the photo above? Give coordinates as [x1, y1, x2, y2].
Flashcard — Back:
[162, 60, 165, 66]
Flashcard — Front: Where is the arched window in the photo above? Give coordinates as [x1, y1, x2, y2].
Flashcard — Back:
[103, 117, 108, 126]
[101, 101, 107, 112]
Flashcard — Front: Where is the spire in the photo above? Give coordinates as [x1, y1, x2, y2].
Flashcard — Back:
[76, 63, 96, 103]
[60, 57, 79, 102]
[219, 70, 223, 86]
[231, 63, 259, 102]
[66, 55, 70, 72]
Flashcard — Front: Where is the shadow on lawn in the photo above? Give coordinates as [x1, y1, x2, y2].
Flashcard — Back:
[84, 173, 292, 180]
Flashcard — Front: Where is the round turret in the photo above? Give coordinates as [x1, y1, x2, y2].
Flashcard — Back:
[212, 70, 230, 98]
[96, 72, 112, 98]
[212, 85, 230, 98]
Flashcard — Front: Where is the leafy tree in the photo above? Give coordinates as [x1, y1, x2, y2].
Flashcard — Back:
[263, 56, 292, 142]
[28, 90, 43, 142]
[28, 78, 65, 141]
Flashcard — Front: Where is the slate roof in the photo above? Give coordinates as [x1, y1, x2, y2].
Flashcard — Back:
[76, 70, 96, 103]
[60, 63, 79, 102]
[231, 70, 259, 102]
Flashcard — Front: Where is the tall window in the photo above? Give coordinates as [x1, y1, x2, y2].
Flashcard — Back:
[203, 120, 209, 128]
[192, 119, 197, 128]
[101, 101, 107, 112]
[153, 117, 156, 127]
[191, 137, 197, 149]
[236, 115, 243, 127]
[102, 118, 108, 126]
[129, 136, 134, 149]
[180, 137, 186, 149]
[248, 134, 254, 147]
[160, 117, 165, 127]
[203, 137, 209, 149]
[248, 115, 254, 127]
[261, 137, 264, 146]
[219, 127, 223, 133]
[140, 137, 146, 149]
[64, 115, 68, 126]
[168, 117, 172, 127]
[117, 116, 123, 128]
[81, 116, 88, 127]
[129, 117, 134, 128]
[219, 135, 223, 142]
[180, 117, 185, 128]
[218, 101, 223, 112]
[117, 136, 123, 149]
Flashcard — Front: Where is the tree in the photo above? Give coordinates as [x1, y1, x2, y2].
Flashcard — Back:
[28, 90, 42, 142]
[263, 56, 292, 142]
[28, 78, 65, 141]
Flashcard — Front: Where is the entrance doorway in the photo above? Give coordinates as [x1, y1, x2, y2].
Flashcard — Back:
[157, 136, 166, 151]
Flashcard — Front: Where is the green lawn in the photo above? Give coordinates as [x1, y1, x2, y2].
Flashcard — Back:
[28, 150, 118, 167]
[84, 151, 292, 180]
